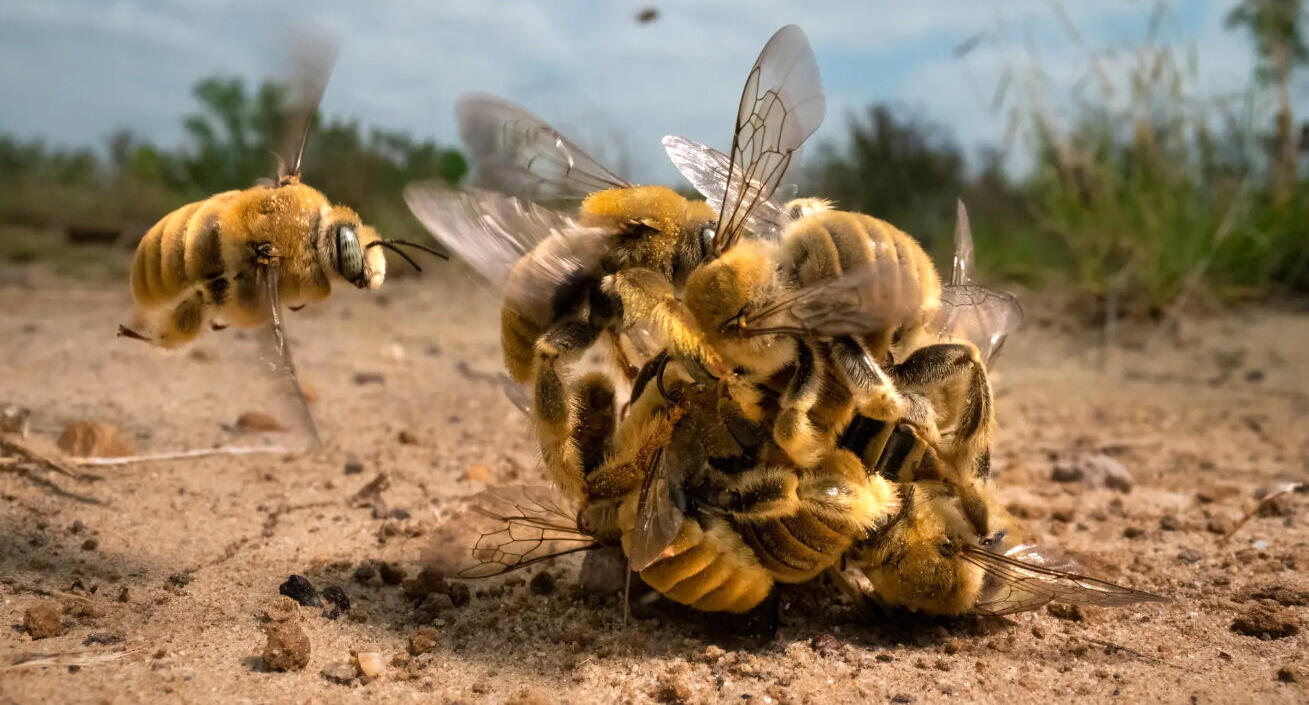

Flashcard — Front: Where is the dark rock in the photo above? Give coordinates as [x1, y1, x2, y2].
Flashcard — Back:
[529, 571, 556, 596]
[279, 575, 321, 607]
[378, 562, 407, 586]
[1177, 549, 1203, 564]
[320, 585, 350, 619]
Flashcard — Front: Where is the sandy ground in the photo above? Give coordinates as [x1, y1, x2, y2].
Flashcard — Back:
[0, 263, 1306, 704]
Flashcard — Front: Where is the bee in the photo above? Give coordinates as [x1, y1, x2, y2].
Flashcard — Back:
[405, 24, 825, 498]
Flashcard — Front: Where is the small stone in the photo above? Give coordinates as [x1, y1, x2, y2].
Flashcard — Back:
[83, 632, 123, 646]
[1047, 603, 1084, 622]
[1177, 549, 1203, 564]
[1053, 453, 1133, 492]
[1276, 667, 1300, 683]
[279, 575, 321, 607]
[1122, 527, 1144, 539]
[1051, 509, 1075, 523]
[408, 627, 439, 656]
[1231, 604, 1300, 640]
[378, 562, 407, 586]
[56, 421, 134, 457]
[81, 538, 99, 551]
[353, 563, 378, 584]
[1159, 515, 1180, 531]
[321, 586, 350, 619]
[655, 674, 692, 703]
[464, 465, 494, 483]
[356, 651, 385, 678]
[116, 587, 130, 603]
[235, 411, 288, 433]
[343, 457, 364, 475]
[0, 404, 31, 435]
[529, 571, 556, 596]
[397, 430, 418, 445]
[262, 621, 310, 671]
[810, 633, 841, 656]
[875, 653, 894, 663]
[168, 573, 192, 587]
[70, 520, 85, 534]
[352, 372, 385, 386]
[23, 602, 63, 639]
[892, 694, 914, 704]
[1050, 462, 1083, 483]
[321, 661, 357, 684]
[447, 582, 471, 607]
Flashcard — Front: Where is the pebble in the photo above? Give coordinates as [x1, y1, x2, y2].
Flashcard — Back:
[356, 651, 385, 678]
[1177, 549, 1203, 564]
[529, 571, 556, 596]
[343, 457, 364, 475]
[408, 627, 439, 656]
[1159, 515, 1180, 531]
[352, 372, 385, 386]
[397, 430, 418, 445]
[321, 661, 357, 684]
[235, 411, 288, 433]
[1051, 453, 1133, 492]
[279, 575, 321, 607]
[321, 586, 351, 619]
[56, 421, 135, 457]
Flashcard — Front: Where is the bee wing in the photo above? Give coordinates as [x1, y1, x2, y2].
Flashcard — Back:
[963, 544, 1168, 616]
[714, 24, 825, 254]
[459, 485, 599, 579]
[950, 198, 975, 287]
[252, 263, 322, 452]
[933, 200, 1023, 366]
[740, 254, 925, 339]
[932, 285, 1023, 366]
[661, 135, 792, 239]
[403, 181, 611, 322]
[457, 93, 631, 206]
[278, 34, 338, 180]
[625, 447, 687, 572]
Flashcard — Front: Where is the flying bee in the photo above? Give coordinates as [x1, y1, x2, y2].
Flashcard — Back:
[405, 24, 825, 498]
[119, 37, 444, 447]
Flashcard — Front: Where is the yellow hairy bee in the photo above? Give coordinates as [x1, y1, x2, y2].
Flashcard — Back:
[405, 25, 825, 498]
[123, 43, 443, 351]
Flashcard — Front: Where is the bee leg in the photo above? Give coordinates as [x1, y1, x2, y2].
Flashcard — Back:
[604, 268, 726, 375]
[830, 336, 908, 424]
[573, 372, 617, 477]
[116, 325, 153, 343]
[772, 340, 831, 468]
[890, 342, 992, 477]
[532, 319, 607, 499]
[606, 329, 639, 381]
[153, 290, 207, 349]
[824, 567, 882, 620]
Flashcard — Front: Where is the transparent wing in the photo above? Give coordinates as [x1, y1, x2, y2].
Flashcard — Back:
[714, 24, 825, 254]
[662, 135, 792, 239]
[459, 485, 600, 579]
[253, 264, 321, 452]
[964, 545, 1167, 616]
[735, 254, 925, 339]
[457, 93, 631, 206]
[626, 447, 685, 572]
[951, 198, 975, 286]
[932, 199, 1023, 366]
[403, 181, 611, 323]
[932, 285, 1023, 366]
[278, 34, 337, 180]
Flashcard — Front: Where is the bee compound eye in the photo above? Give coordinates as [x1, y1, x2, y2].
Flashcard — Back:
[938, 539, 956, 557]
[335, 225, 364, 284]
[699, 224, 716, 253]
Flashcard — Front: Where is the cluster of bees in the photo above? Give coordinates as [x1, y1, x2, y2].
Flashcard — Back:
[119, 26, 1164, 621]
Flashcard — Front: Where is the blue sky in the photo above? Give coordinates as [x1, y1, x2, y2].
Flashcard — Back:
[0, 1, 1297, 183]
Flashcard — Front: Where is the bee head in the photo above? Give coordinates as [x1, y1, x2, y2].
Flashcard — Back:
[319, 207, 385, 289]
[858, 482, 989, 615]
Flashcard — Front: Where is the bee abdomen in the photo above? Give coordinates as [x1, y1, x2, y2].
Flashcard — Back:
[736, 512, 850, 583]
[636, 515, 773, 614]
[132, 194, 236, 309]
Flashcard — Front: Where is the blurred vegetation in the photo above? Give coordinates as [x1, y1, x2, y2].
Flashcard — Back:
[0, 1, 1305, 314]
[804, 0, 1308, 314]
[0, 74, 465, 276]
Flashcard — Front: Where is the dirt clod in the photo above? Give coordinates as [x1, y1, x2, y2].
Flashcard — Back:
[57, 420, 134, 457]
[379, 562, 407, 585]
[352, 562, 377, 585]
[655, 674, 692, 703]
[81, 537, 98, 550]
[447, 582, 471, 607]
[397, 429, 418, 445]
[23, 602, 63, 639]
[1, 404, 31, 435]
[1231, 604, 1301, 640]
[263, 595, 300, 622]
[1277, 667, 1300, 683]
[321, 585, 350, 619]
[529, 571, 556, 596]
[1238, 584, 1309, 607]
[1159, 514, 1180, 531]
[343, 457, 364, 475]
[262, 621, 311, 671]
[892, 694, 914, 703]
[1177, 548, 1203, 564]
[279, 575, 321, 607]
[235, 411, 288, 433]
[810, 633, 841, 656]
[408, 627, 439, 656]
[1047, 603, 1085, 622]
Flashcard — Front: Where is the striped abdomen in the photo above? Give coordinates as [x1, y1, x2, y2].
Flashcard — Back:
[626, 514, 774, 614]
[131, 191, 240, 311]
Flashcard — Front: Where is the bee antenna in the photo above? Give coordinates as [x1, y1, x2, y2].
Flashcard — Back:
[366, 241, 423, 272]
[385, 239, 450, 261]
